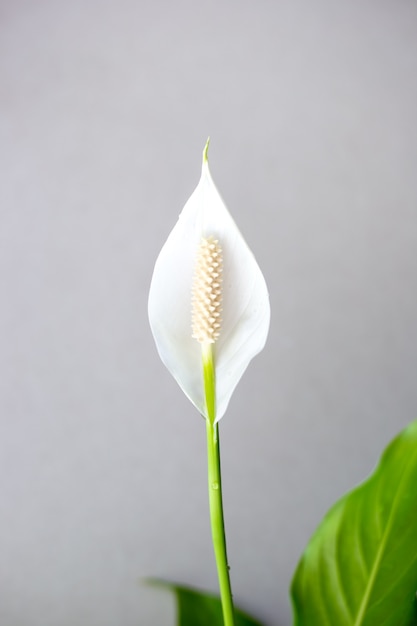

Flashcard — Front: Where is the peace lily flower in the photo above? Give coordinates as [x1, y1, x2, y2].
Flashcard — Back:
[148, 140, 270, 423]
[148, 140, 270, 626]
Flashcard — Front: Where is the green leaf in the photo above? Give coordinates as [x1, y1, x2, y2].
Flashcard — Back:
[147, 580, 266, 626]
[291, 419, 417, 626]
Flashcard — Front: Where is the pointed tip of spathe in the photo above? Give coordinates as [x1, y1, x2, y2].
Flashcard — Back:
[202, 137, 210, 166]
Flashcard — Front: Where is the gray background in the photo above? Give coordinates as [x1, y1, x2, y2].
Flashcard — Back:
[1, 1, 416, 625]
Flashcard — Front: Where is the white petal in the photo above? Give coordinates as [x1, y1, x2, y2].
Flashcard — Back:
[148, 149, 270, 421]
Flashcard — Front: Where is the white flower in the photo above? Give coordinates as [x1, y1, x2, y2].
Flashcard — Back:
[148, 141, 270, 422]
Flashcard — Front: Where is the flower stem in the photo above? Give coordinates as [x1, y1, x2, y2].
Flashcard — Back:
[202, 344, 235, 626]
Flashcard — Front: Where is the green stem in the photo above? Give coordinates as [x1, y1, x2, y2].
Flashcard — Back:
[202, 344, 235, 626]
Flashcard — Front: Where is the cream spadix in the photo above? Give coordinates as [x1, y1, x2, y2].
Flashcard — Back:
[192, 237, 223, 344]
[148, 141, 270, 422]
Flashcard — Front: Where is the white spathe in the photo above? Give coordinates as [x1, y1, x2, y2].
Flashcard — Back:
[148, 144, 270, 422]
